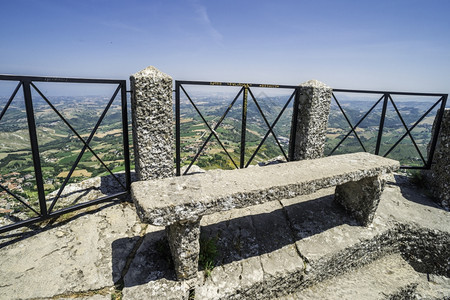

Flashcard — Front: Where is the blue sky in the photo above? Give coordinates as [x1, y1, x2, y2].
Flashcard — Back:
[1, 0, 450, 93]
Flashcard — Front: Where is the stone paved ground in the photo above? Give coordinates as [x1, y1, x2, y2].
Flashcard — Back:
[277, 254, 450, 300]
[0, 174, 449, 299]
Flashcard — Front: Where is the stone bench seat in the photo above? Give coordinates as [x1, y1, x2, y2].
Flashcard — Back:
[131, 152, 399, 281]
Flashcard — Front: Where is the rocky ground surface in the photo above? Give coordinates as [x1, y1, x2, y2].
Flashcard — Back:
[0, 173, 449, 299]
[277, 254, 450, 300]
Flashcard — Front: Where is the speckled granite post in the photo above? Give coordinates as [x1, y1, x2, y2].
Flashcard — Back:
[166, 218, 201, 280]
[424, 108, 450, 209]
[130, 66, 173, 180]
[291, 80, 332, 160]
[335, 175, 385, 226]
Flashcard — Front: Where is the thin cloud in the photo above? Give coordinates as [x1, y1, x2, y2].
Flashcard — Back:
[191, 0, 223, 44]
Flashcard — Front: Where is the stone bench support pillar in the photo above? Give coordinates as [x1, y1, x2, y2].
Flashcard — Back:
[166, 218, 202, 280]
[290, 80, 333, 160]
[130, 66, 174, 180]
[335, 175, 384, 226]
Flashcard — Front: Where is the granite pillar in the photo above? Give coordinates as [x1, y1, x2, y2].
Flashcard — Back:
[166, 218, 202, 280]
[290, 80, 332, 160]
[424, 108, 450, 209]
[130, 66, 174, 180]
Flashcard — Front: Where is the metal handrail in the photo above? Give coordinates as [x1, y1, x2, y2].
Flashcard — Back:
[0, 75, 131, 234]
[175, 80, 299, 176]
[330, 89, 448, 169]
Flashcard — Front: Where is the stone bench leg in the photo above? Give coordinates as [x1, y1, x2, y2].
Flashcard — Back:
[166, 217, 202, 281]
[334, 175, 385, 226]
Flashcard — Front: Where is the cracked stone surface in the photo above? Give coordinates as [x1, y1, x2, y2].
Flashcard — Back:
[0, 203, 141, 299]
[276, 253, 449, 300]
[132, 152, 399, 226]
[1, 173, 449, 299]
[58, 294, 112, 300]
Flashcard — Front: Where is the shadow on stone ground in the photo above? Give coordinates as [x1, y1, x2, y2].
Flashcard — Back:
[0, 172, 137, 250]
[393, 174, 447, 211]
[112, 192, 359, 288]
[0, 200, 121, 250]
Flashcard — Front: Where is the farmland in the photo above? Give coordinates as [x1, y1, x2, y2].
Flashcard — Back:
[0, 90, 443, 221]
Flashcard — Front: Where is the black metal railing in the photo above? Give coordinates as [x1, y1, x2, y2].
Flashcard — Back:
[329, 89, 448, 169]
[175, 81, 448, 173]
[0, 75, 131, 234]
[175, 80, 300, 176]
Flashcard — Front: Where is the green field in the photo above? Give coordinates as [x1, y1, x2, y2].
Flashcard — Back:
[0, 93, 442, 219]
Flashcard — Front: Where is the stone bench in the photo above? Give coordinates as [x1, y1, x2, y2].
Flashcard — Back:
[131, 152, 399, 281]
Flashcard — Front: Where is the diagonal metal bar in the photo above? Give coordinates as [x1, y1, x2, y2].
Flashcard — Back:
[183, 87, 244, 175]
[384, 94, 426, 165]
[0, 82, 22, 123]
[383, 96, 444, 160]
[0, 191, 127, 235]
[23, 80, 47, 216]
[332, 93, 367, 152]
[180, 84, 238, 169]
[426, 95, 447, 169]
[48, 84, 121, 213]
[0, 183, 41, 216]
[247, 88, 288, 160]
[288, 88, 301, 160]
[30, 83, 126, 190]
[245, 90, 296, 167]
[329, 94, 384, 155]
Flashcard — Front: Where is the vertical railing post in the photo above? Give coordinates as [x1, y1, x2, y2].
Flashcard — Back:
[22, 80, 47, 216]
[130, 66, 174, 180]
[120, 81, 132, 191]
[289, 80, 332, 160]
[288, 88, 301, 161]
[175, 81, 181, 176]
[240, 86, 248, 168]
[375, 93, 389, 155]
[426, 95, 448, 169]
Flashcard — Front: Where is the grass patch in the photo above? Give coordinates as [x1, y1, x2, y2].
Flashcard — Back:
[155, 235, 219, 279]
[407, 170, 427, 188]
[199, 235, 219, 278]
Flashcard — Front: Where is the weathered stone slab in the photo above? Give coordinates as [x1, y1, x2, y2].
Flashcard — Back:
[276, 254, 424, 300]
[1, 172, 448, 300]
[0, 203, 141, 299]
[335, 175, 385, 226]
[132, 152, 399, 226]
